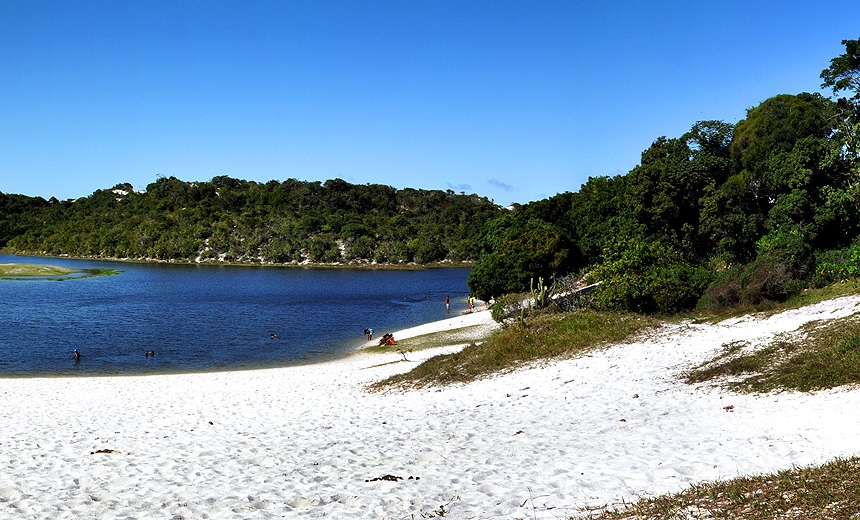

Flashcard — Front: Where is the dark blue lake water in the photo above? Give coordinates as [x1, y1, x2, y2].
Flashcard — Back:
[0, 255, 472, 377]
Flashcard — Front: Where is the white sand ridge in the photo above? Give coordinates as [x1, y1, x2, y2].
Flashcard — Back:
[2, 296, 860, 519]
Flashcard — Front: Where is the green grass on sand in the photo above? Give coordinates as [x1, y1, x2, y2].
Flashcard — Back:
[369, 310, 658, 390]
[360, 323, 495, 355]
[0, 263, 78, 276]
[0, 263, 121, 280]
[588, 456, 860, 520]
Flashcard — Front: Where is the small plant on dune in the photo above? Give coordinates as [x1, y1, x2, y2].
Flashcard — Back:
[530, 276, 555, 310]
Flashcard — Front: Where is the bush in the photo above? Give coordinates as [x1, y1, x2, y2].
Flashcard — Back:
[741, 256, 802, 302]
[589, 240, 711, 314]
[755, 225, 810, 269]
[698, 257, 806, 312]
[697, 264, 744, 312]
[489, 293, 530, 324]
[812, 242, 860, 287]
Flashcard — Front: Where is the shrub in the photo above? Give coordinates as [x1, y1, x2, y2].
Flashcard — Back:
[741, 256, 802, 302]
[812, 242, 860, 287]
[589, 239, 711, 314]
[699, 257, 807, 313]
[489, 292, 530, 325]
[755, 225, 810, 269]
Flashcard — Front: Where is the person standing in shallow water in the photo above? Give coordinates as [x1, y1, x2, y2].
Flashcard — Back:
[446, 295, 450, 313]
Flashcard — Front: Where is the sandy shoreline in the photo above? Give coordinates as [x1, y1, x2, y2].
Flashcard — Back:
[361, 306, 497, 344]
[2, 298, 860, 518]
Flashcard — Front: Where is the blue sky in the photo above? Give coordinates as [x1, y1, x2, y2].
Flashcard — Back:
[1, 1, 858, 206]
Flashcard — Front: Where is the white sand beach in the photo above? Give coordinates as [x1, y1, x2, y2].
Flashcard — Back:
[2, 297, 860, 519]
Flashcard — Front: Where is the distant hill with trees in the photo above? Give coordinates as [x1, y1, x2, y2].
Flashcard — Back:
[467, 38, 860, 314]
[0, 176, 502, 265]
[6, 38, 860, 315]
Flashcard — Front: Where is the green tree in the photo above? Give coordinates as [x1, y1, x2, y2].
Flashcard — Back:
[731, 93, 834, 175]
[568, 175, 633, 265]
[624, 120, 733, 261]
[589, 239, 711, 314]
[821, 38, 860, 102]
[821, 38, 860, 193]
[702, 94, 838, 263]
[467, 219, 572, 300]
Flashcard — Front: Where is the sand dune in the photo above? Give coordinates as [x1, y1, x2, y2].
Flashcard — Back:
[2, 297, 860, 519]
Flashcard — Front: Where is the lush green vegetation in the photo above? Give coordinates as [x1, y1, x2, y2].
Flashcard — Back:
[589, 456, 860, 520]
[1, 178, 501, 265]
[370, 310, 657, 389]
[468, 39, 860, 316]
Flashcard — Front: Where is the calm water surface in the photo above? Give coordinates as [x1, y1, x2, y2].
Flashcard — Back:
[0, 255, 472, 376]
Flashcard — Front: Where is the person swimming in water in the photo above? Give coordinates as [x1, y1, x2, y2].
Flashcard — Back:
[72, 349, 81, 361]
[145, 349, 155, 358]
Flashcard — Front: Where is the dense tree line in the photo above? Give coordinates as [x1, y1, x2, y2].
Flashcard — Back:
[0, 177, 502, 265]
[468, 39, 860, 314]
[5, 38, 859, 313]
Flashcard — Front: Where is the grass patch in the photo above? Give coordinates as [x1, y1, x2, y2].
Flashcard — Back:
[0, 263, 121, 280]
[0, 263, 79, 277]
[370, 310, 657, 390]
[588, 456, 860, 520]
[79, 267, 122, 279]
[686, 314, 860, 393]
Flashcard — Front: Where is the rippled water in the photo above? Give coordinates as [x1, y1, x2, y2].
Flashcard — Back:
[0, 255, 471, 376]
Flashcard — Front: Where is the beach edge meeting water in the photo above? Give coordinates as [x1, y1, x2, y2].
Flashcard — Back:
[1, 293, 859, 518]
[0, 253, 481, 377]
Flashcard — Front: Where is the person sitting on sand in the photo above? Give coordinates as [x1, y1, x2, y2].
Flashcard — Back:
[378, 333, 396, 346]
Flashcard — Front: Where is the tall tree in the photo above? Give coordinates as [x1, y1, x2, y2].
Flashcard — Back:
[702, 93, 838, 263]
[821, 38, 860, 176]
[624, 120, 733, 261]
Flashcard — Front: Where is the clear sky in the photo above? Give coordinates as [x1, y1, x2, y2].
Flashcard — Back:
[1, 1, 858, 206]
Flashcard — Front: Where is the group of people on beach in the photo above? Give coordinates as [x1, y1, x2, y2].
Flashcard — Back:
[362, 328, 396, 346]
[361, 293, 485, 349]
[449, 294, 481, 312]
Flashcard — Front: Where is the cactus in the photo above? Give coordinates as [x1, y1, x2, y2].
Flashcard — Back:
[530, 276, 554, 310]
